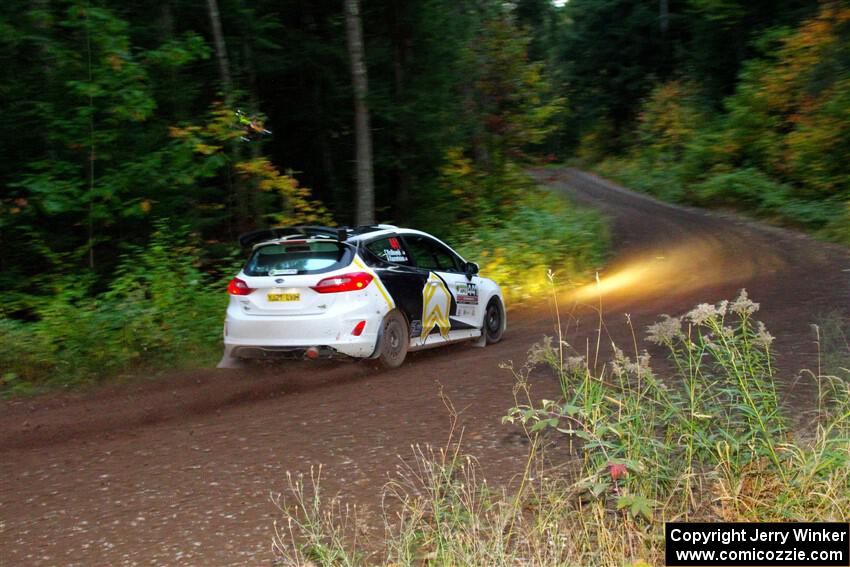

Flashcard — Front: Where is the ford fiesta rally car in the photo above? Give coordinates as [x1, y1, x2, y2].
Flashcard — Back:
[218, 225, 506, 369]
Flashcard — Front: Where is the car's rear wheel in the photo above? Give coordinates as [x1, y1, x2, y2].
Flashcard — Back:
[484, 298, 504, 344]
[376, 310, 409, 368]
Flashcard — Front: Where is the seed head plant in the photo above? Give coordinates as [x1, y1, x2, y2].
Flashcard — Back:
[272, 288, 850, 566]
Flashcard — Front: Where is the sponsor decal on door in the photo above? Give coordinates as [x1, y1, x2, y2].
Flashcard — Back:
[455, 282, 478, 305]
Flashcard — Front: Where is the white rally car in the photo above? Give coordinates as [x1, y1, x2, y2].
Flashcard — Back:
[218, 225, 506, 369]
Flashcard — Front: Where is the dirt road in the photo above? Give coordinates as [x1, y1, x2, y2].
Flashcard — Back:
[1, 169, 847, 566]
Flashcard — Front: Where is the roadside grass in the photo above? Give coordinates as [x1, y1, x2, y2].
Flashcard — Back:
[271, 290, 850, 566]
[814, 313, 850, 381]
[0, 225, 231, 396]
[591, 157, 850, 246]
[452, 188, 609, 303]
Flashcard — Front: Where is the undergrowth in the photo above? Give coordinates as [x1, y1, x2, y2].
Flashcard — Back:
[0, 224, 231, 395]
[271, 290, 850, 566]
[453, 189, 608, 302]
[594, 157, 848, 242]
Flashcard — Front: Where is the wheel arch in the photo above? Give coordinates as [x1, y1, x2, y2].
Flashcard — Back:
[476, 277, 506, 333]
[483, 293, 507, 334]
[369, 307, 410, 359]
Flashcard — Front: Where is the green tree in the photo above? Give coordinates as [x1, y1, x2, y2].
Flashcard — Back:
[560, 0, 679, 152]
[2, 1, 208, 291]
[685, 0, 818, 103]
[437, 9, 565, 229]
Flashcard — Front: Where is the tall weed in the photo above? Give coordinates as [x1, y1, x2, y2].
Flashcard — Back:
[272, 292, 850, 566]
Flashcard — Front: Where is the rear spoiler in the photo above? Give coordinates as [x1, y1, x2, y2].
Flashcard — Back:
[238, 226, 348, 248]
[238, 224, 399, 248]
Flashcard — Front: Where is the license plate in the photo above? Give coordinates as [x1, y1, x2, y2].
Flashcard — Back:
[268, 293, 300, 302]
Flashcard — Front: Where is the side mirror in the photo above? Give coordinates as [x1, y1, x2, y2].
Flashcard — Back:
[464, 261, 479, 280]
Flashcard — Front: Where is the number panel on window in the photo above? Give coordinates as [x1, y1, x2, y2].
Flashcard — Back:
[365, 236, 412, 266]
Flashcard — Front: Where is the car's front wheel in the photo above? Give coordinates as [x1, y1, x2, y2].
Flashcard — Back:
[375, 310, 409, 368]
[484, 298, 504, 344]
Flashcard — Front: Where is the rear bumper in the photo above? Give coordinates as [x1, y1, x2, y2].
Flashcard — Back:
[224, 345, 346, 360]
[222, 302, 384, 359]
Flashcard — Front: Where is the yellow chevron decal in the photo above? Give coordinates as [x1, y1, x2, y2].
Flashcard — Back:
[421, 272, 451, 340]
[353, 257, 395, 309]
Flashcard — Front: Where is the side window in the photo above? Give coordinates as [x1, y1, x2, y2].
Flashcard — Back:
[404, 235, 462, 273]
[364, 236, 412, 266]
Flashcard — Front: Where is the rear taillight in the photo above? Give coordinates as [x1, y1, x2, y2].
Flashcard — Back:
[311, 272, 373, 294]
[227, 277, 254, 295]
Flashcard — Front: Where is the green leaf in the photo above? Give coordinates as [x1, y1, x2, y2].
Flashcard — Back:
[529, 418, 556, 432]
[590, 481, 610, 498]
[616, 494, 655, 521]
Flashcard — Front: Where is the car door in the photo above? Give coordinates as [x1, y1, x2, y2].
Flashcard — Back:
[361, 234, 430, 341]
[401, 233, 482, 337]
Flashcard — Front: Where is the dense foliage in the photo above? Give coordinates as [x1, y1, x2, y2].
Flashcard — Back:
[0, 225, 230, 395]
[563, 1, 849, 241]
[0, 1, 579, 291]
[0, 0, 607, 392]
[2, 0, 845, 390]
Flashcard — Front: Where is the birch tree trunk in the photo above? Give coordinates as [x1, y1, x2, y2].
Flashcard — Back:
[344, 0, 376, 226]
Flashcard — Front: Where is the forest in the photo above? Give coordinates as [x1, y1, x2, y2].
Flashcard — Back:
[0, 0, 847, 392]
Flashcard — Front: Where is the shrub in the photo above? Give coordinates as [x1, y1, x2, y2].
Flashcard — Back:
[635, 81, 704, 162]
[272, 292, 850, 566]
[819, 201, 850, 245]
[435, 145, 609, 301]
[0, 223, 229, 395]
[596, 157, 688, 202]
[587, 6, 850, 245]
[690, 167, 794, 214]
[453, 189, 608, 300]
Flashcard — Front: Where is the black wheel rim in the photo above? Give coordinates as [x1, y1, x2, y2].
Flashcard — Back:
[486, 303, 501, 338]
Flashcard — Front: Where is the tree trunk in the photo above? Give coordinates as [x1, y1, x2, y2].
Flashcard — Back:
[344, 0, 375, 226]
[206, 0, 233, 105]
[31, 0, 55, 158]
[242, 36, 263, 223]
[206, 0, 257, 234]
[390, 0, 412, 221]
[659, 0, 669, 35]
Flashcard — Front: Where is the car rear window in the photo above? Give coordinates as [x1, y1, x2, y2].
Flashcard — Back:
[244, 241, 352, 276]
